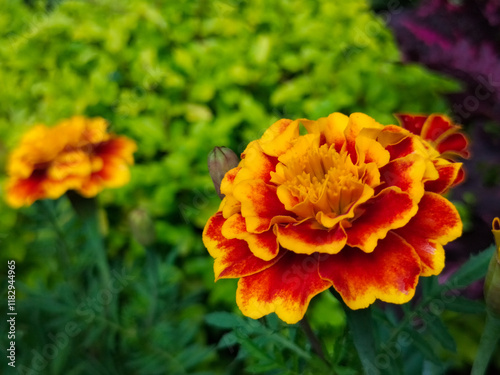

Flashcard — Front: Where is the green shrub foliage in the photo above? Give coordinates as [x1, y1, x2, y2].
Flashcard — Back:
[0, 0, 459, 373]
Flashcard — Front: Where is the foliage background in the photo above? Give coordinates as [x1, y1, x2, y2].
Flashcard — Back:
[0, 0, 497, 374]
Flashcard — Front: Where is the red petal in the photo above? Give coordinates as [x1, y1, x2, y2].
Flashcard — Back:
[345, 187, 417, 252]
[6, 174, 46, 207]
[378, 154, 426, 201]
[395, 192, 462, 245]
[385, 136, 419, 160]
[222, 213, 279, 261]
[394, 230, 445, 276]
[235, 142, 278, 184]
[319, 232, 421, 309]
[236, 251, 331, 324]
[424, 162, 462, 194]
[453, 167, 465, 186]
[436, 133, 470, 159]
[395, 114, 428, 135]
[203, 212, 283, 279]
[276, 221, 347, 255]
[421, 115, 453, 142]
[233, 180, 294, 233]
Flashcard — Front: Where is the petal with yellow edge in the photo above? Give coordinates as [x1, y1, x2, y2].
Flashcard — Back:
[395, 114, 427, 135]
[258, 119, 299, 157]
[236, 251, 331, 324]
[421, 115, 453, 142]
[378, 153, 426, 202]
[436, 132, 470, 159]
[222, 213, 279, 261]
[394, 230, 445, 277]
[233, 180, 295, 233]
[6, 175, 46, 208]
[345, 187, 417, 253]
[424, 161, 462, 194]
[276, 221, 347, 255]
[319, 232, 421, 310]
[302, 113, 348, 152]
[203, 212, 283, 280]
[395, 192, 462, 247]
[234, 142, 277, 185]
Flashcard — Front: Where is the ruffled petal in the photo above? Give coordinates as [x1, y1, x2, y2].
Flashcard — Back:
[436, 133, 470, 159]
[355, 134, 390, 168]
[203, 212, 283, 280]
[222, 213, 279, 261]
[6, 175, 46, 208]
[236, 251, 331, 324]
[258, 119, 299, 157]
[395, 113, 427, 135]
[394, 192, 461, 276]
[396, 192, 462, 245]
[276, 221, 347, 255]
[378, 153, 426, 202]
[345, 187, 417, 252]
[424, 161, 462, 194]
[319, 232, 421, 309]
[421, 115, 453, 142]
[233, 180, 295, 233]
[235, 141, 277, 184]
[303, 113, 348, 151]
[345, 113, 384, 164]
[394, 230, 445, 276]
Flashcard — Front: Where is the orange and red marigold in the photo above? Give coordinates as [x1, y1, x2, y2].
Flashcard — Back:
[203, 112, 468, 324]
[5, 116, 136, 208]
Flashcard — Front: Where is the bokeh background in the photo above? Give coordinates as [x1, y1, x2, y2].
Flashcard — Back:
[0, 0, 499, 374]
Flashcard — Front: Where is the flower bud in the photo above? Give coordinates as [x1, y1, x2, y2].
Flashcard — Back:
[484, 218, 500, 317]
[128, 208, 156, 247]
[207, 147, 239, 199]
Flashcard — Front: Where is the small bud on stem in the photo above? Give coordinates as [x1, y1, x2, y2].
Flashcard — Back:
[208, 147, 239, 199]
[485, 218, 500, 317]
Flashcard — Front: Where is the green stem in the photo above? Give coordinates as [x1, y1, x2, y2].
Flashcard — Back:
[299, 315, 328, 363]
[471, 311, 500, 375]
[67, 191, 111, 289]
[332, 289, 377, 374]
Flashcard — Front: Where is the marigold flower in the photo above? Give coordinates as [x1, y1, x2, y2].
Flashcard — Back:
[6, 116, 136, 208]
[203, 112, 467, 324]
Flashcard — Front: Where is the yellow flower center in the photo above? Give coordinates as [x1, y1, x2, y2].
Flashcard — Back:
[273, 140, 371, 222]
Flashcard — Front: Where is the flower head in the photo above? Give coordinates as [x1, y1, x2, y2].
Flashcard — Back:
[6, 116, 136, 207]
[203, 112, 467, 324]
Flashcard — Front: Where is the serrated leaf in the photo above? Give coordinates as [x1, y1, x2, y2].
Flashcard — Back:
[265, 332, 311, 360]
[425, 315, 456, 352]
[446, 245, 495, 289]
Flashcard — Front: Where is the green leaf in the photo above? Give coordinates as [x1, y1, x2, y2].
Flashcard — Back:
[446, 245, 495, 289]
[404, 328, 441, 365]
[425, 315, 456, 352]
[205, 311, 241, 329]
[445, 296, 486, 314]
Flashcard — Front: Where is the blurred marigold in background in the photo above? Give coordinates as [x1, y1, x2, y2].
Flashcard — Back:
[6, 116, 136, 208]
[203, 112, 469, 324]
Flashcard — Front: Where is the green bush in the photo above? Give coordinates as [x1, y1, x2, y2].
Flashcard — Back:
[0, 0, 460, 373]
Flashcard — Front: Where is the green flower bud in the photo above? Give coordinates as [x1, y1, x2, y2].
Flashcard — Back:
[128, 208, 156, 247]
[207, 146, 239, 199]
[485, 218, 500, 317]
